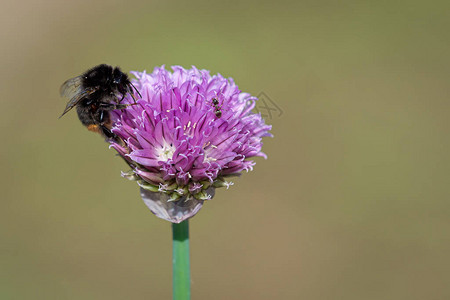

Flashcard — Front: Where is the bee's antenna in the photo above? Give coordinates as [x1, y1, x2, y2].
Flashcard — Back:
[130, 83, 142, 99]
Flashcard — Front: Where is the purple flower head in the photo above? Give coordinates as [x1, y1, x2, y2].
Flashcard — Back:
[109, 66, 272, 223]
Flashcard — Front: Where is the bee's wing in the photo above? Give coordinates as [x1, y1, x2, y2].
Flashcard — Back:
[60, 76, 83, 99]
[59, 76, 96, 118]
[59, 90, 92, 118]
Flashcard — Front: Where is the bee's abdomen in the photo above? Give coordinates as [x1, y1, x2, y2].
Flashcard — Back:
[76, 104, 95, 127]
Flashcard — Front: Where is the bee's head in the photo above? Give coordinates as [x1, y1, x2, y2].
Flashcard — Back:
[113, 67, 124, 85]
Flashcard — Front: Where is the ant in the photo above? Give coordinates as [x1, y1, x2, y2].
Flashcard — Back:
[211, 98, 223, 118]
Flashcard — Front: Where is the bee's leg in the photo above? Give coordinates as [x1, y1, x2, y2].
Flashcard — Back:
[98, 110, 107, 125]
[129, 92, 138, 104]
[117, 85, 139, 105]
[97, 124, 113, 138]
[98, 110, 112, 135]
[118, 92, 135, 104]
[101, 125, 125, 145]
[100, 125, 116, 139]
[97, 109, 123, 143]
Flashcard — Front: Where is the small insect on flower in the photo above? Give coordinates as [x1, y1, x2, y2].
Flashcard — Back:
[211, 98, 223, 118]
[59, 64, 141, 140]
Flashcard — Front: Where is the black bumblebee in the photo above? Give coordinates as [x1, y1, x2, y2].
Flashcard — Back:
[59, 64, 140, 140]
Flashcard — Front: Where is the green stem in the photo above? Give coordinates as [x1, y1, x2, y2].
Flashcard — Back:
[172, 220, 190, 300]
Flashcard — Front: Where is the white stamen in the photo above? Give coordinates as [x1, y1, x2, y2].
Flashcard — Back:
[158, 183, 169, 192]
[224, 181, 234, 189]
[156, 141, 176, 162]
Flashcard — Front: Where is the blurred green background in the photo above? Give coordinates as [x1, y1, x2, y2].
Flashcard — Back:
[1, 0, 449, 299]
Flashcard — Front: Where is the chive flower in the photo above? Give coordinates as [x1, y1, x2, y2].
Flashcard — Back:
[109, 66, 272, 223]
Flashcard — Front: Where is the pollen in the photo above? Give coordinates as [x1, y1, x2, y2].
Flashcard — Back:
[87, 124, 100, 133]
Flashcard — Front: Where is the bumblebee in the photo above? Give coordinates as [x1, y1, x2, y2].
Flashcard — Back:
[59, 64, 140, 140]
